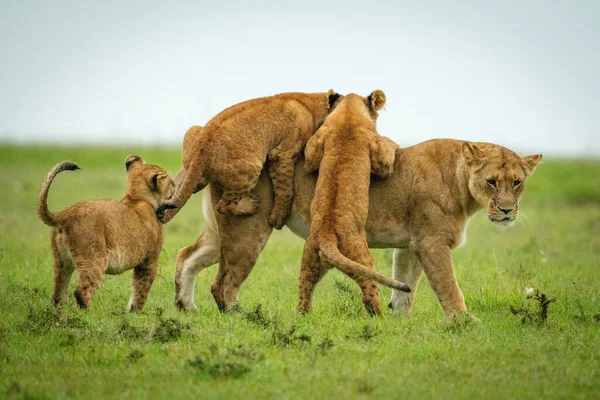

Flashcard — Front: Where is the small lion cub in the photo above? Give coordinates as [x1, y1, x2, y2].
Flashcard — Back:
[37, 155, 175, 311]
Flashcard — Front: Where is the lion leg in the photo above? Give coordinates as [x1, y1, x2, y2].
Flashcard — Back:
[211, 243, 263, 312]
[72, 256, 105, 310]
[127, 260, 157, 312]
[175, 226, 220, 311]
[267, 152, 297, 230]
[411, 238, 467, 317]
[51, 233, 74, 306]
[297, 240, 329, 314]
[389, 247, 423, 316]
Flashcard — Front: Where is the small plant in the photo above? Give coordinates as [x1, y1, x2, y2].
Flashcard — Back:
[510, 288, 556, 326]
[317, 337, 334, 355]
[128, 349, 144, 362]
[151, 313, 189, 343]
[118, 318, 148, 340]
[187, 345, 261, 379]
[243, 303, 273, 329]
[271, 324, 312, 347]
[24, 305, 87, 335]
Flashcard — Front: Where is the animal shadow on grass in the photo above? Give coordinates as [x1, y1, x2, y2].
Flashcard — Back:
[187, 345, 263, 380]
[510, 289, 556, 326]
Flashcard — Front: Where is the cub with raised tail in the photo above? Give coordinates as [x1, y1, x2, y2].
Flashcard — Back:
[37, 156, 175, 311]
[299, 90, 410, 315]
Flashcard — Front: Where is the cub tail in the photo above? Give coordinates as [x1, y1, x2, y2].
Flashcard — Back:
[319, 238, 411, 292]
[37, 161, 80, 227]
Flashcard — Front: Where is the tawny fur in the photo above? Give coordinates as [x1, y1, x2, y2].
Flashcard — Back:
[173, 139, 541, 317]
[157, 90, 341, 229]
[37, 156, 175, 311]
[299, 91, 409, 316]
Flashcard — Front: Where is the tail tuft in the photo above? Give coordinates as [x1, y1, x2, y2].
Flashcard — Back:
[63, 161, 81, 171]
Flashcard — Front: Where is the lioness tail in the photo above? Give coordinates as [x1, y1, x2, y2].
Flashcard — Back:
[37, 161, 80, 227]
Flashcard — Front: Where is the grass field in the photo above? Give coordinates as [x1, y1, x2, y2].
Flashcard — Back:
[1, 144, 599, 399]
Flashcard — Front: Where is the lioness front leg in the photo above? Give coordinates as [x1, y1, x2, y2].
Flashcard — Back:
[389, 247, 423, 316]
[128, 261, 157, 312]
[411, 238, 467, 317]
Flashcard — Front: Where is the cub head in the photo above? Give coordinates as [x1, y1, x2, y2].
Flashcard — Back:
[125, 155, 176, 211]
[326, 89, 343, 109]
[462, 142, 542, 227]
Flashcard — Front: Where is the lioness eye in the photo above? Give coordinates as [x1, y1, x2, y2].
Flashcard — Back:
[514, 180, 521, 186]
[486, 179, 497, 187]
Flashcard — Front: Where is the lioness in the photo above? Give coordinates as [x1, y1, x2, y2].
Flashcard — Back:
[157, 90, 341, 229]
[173, 139, 541, 318]
[37, 156, 175, 311]
[299, 90, 409, 315]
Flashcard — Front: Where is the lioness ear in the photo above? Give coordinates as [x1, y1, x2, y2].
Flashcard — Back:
[327, 89, 341, 108]
[125, 155, 145, 171]
[462, 142, 485, 167]
[521, 154, 542, 176]
[367, 90, 386, 111]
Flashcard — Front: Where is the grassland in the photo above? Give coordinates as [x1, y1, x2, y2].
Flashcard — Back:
[0, 144, 599, 399]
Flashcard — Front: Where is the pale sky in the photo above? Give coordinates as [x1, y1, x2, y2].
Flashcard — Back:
[1, 0, 598, 156]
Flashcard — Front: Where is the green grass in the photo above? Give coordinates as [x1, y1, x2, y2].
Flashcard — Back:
[1, 144, 599, 399]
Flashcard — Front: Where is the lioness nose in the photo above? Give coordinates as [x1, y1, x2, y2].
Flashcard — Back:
[498, 207, 514, 215]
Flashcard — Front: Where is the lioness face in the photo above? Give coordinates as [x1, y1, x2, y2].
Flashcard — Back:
[125, 155, 176, 206]
[462, 143, 542, 227]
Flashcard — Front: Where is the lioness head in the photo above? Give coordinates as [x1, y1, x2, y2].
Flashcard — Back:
[462, 142, 542, 227]
[125, 155, 176, 211]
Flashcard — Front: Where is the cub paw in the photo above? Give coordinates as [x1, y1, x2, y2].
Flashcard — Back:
[216, 195, 260, 216]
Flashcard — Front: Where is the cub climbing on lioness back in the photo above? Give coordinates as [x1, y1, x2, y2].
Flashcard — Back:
[37, 156, 175, 311]
[299, 90, 410, 315]
[157, 90, 341, 229]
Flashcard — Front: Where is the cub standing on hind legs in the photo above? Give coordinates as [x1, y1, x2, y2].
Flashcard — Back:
[157, 90, 341, 229]
[299, 90, 411, 315]
[37, 156, 175, 311]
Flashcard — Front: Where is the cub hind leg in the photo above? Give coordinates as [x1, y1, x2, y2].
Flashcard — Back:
[267, 138, 304, 230]
[344, 240, 381, 316]
[297, 239, 329, 314]
[72, 257, 105, 309]
[51, 231, 74, 306]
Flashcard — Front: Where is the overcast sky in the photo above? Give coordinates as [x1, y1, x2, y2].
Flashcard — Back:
[1, 1, 598, 156]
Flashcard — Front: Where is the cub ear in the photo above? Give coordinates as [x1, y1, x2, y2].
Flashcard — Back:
[462, 142, 485, 168]
[367, 90, 386, 111]
[125, 155, 145, 171]
[521, 154, 542, 176]
[327, 89, 341, 108]
[151, 174, 160, 191]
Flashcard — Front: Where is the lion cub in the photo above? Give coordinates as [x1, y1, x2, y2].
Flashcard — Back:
[157, 90, 341, 229]
[298, 90, 410, 315]
[37, 156, 175, 311]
